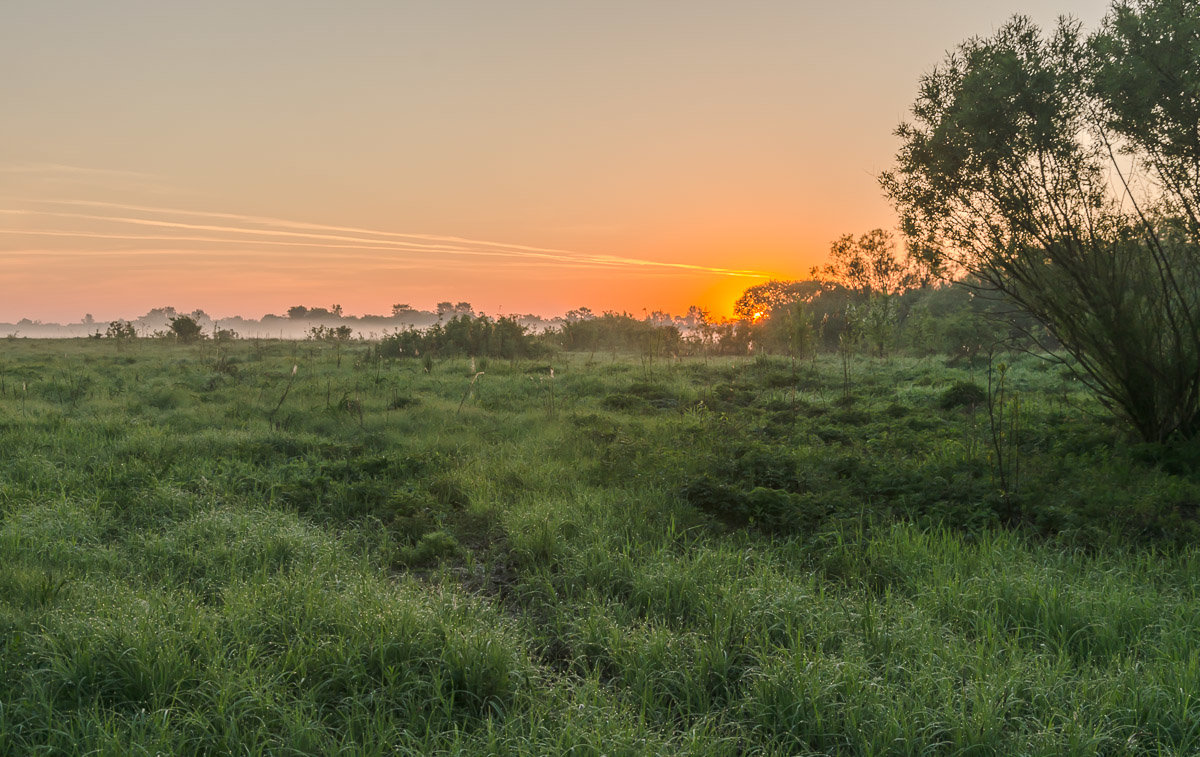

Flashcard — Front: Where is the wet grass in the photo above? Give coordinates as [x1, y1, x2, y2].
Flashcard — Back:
[0, 338, 1198, 754]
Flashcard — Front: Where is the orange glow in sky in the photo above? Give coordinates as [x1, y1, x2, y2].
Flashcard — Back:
[0, 1, 1111, 324]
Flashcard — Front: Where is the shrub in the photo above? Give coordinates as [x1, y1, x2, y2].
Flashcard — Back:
[939, 381, 987, 410]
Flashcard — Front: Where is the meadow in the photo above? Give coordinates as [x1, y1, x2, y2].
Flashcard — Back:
[1, 336, 1199, 755]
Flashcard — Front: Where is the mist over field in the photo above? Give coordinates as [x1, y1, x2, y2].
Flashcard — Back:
[0, 305, 557, 341]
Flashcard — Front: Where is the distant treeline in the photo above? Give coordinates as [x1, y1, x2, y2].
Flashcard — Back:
[6, 277, 1031, 363]
[726, 277, 1043, 362]
[1, 303, 555, 340]
[365, 277, 1033, 362]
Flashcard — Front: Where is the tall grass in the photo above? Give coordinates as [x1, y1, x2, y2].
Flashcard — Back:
[0, 339, 1197, 754]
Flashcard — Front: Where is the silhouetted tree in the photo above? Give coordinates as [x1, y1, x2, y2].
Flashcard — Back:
[564, 307, 595, 322]
[307, 324, 353, 341]
[814, 229, 928, 356]
[816, 229, 927, 297]
[105, 320, 137, 340]
[883, 3, 1200, 441]
[169, 315, 203, 343]
[734, 280, 823, 321]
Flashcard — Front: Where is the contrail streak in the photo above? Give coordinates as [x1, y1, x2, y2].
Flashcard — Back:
[10, 198, 630, 255]
[0, 228, 568, 257]
[0, 241, 666, 273]
[0, 225, 758, 275]
[0, 200, 769, 278]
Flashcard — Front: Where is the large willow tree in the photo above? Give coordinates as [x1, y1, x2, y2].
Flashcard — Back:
[882, 0, 1200, 442]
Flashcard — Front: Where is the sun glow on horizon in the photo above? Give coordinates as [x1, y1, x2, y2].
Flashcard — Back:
[0, 195, 808, 323]
[4, 2, 1110, 323]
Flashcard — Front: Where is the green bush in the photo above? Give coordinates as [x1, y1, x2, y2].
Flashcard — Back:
[939, 380, 987, 409]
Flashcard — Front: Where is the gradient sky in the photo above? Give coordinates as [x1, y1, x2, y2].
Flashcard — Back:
[2, 0, 1112, 323]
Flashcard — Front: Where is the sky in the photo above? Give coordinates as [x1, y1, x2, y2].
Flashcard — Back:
[1, 0, 1113, 323]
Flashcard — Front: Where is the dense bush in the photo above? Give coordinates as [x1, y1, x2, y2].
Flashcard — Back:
[379, 314, 545, 360]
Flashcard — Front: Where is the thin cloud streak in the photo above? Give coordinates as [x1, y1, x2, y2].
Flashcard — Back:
[18, 198, 630, 256]
[0, 244, 666, 272]
[0, 229, 735, 275]
[0, 228, 548, 256]
[0, 200, 769, 278]
[4, 211, 591, 261]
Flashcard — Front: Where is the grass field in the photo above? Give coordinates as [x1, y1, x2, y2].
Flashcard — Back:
[1, 337, 1199, 755]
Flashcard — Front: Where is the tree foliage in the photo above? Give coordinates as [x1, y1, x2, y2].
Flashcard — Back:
[814, 229, 929, 356]
[733, 280, 823, 321]
[816, 229, 928, 297]
[105, 320, 137, 340]
[882, 2, 1200, 442]
[379, 314, 541, 360]
[308, 325, 354, 341]
[169, 315, 203, 344]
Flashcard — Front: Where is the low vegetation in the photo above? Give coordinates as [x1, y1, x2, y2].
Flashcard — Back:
[1, 337, 1198, 754]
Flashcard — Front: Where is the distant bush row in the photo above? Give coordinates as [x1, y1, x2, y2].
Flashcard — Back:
[358, 279, 1033, 362]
